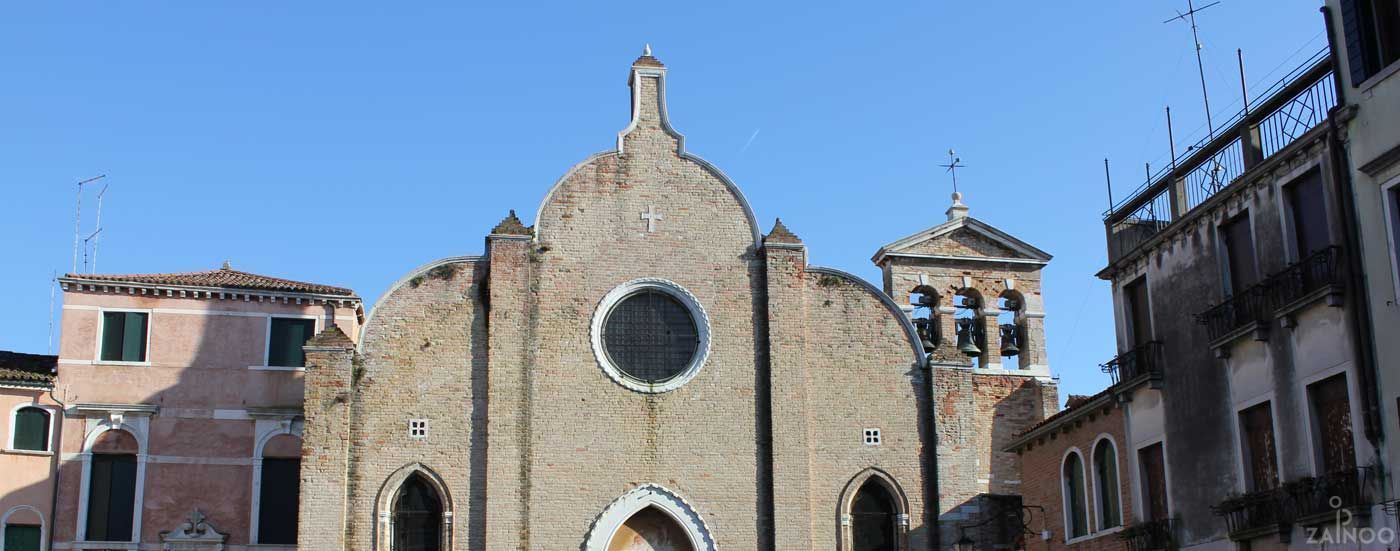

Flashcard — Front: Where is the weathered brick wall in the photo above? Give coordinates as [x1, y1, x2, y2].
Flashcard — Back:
[764, 243, 812, 549]
[299, 328, 355, 551]
[1016, 403, 1132, 551]
[800, 269, 931, 549]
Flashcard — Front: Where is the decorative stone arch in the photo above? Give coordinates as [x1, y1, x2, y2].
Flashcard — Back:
[837, 468, 911, 551]
[372, 463, 453, 551]
[249, 418, 303, 545]
[1, 505, 46, 551]
[583, 484, 716, 551]
[76, 416, 149, 544]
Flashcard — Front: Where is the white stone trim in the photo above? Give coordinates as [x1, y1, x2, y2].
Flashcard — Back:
[836, 468, 910, 551]
[75, 411, 150, 545]
[1060, 447, 1090, 542]
[260, 315, 321, 369]
[1, 505, 47, 551]
[7, 403, 57, 452]
[1089, 434, 1125, 532]
[590, 278, 712, 394]
[249, 416, 303, 545]
[372, 464, 453, 551]
[583, 484, 716, 551]
[1380, 174, 1400, 303]
[93, 307, 153, 366]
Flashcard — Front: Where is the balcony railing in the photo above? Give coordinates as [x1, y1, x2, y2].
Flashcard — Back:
[1197, 247, 1346, 343]
[1215, 468, 1376, 540]
[1119, 518, 1174, 551]
[1101, 341, 1164, 386]
[1104, 49, 1336, 264]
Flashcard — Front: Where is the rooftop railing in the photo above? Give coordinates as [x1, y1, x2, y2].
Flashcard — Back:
[1105, 49, 1336, 264]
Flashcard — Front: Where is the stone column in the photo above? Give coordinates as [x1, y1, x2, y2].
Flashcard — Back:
[483, 212, 534, 551]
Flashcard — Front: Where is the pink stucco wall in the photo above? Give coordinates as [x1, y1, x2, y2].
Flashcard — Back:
[1, 388, 59, 546]
[51, 288, 360, 547]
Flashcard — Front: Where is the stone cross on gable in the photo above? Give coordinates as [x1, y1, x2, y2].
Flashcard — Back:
[641, 205, 664, 233]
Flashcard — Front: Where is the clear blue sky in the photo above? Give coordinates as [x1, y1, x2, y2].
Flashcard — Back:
[0, 1, 1324, 404]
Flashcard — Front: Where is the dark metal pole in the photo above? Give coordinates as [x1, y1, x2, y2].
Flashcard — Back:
[1167, 106, 1178, 168]
[1187, 0, 1215, 137]
[1104, 158, 1115, 212]
[1237, 48, 1249, 115]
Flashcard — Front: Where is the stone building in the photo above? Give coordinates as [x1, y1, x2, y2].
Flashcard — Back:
[299, 49, 1057, 551]
[1094, 3, 1395, 548]
[1, 351, 59, 551]
[1005, 391, 1134, 551]
[47, 265, 362, 551]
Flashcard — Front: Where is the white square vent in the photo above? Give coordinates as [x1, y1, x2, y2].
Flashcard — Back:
[863, 428, 881, 446]
[409, 419, 429, 439]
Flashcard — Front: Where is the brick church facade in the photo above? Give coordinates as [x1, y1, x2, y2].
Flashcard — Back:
[297, 50, 1057, 551]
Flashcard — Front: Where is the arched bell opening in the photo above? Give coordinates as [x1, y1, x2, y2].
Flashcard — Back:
[996, 290, 1027, 369]
[908, 285, 940, 354]
[606, 506, 696, 551]
[952, 289, 986, 368]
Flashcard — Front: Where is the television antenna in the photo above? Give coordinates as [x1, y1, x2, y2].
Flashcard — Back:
[71, 175, 108, 274]
[1166, 0, 1221, 138]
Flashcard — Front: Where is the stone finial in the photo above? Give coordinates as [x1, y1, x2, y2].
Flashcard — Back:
[763, 218, 803, 245]
[643, 43, 652, 56]
[632, 44, 664, 68]
[490, 209, 532, 236]
[946, 191, 969, 221]
[221, 260, 232, 270]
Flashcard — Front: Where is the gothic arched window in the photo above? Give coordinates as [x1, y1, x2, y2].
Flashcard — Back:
[393, 474, 443, 551]
[851, 480, 896, 551]
[1093, 439, 1122, 530]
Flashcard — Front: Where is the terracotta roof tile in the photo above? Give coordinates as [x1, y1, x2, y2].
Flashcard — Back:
[65, 265, 356, 297]
[1015, 388, 1114, 440]
[0, 350, 57, 386]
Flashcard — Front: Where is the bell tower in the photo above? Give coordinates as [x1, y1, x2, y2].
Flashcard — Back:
[872, 191, 1059, 547]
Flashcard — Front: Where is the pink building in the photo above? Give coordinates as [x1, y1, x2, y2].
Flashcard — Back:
[2, 351, 60, 551]
[50, 264, 360, 551]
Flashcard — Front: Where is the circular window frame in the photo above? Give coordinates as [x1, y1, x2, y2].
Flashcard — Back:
[591, 278, 711, 394]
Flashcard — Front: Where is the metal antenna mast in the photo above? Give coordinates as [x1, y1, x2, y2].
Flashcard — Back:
[1166, 0, 1221, 138]
[71, 175, 107, 273]
[83, 183, 109, 273]
[47, 271, 57, 354]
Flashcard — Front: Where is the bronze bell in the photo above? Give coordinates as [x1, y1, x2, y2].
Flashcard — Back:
[999, 324, 1021, 357]
[914, 317, 937, 351]
[956, 319, 981, 357]
[915, 294, 937, 308]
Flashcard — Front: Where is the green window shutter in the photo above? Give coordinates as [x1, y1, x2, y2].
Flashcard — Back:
[12, 407, 50, 451]
[4, 524, 42, 551]
[100, 312, 126, 361]
[269, 318, 316, 367]
[86, 453, 137, 541]
[122, 312, 148, 362]
[258, 458, 301, 544]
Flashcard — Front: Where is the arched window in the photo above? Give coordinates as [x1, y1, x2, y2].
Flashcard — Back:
[608, 506, 695, 551]
[1062, 451, 1089, 539]
[255, 433, 302, 544]
[85, 429, 140, 543]
[851, 480, 896, 551]
[1093, 439, 1122, 530]
[954, 291, 985, 368]
[11, 407, 51, 452]
[393, 474, 443, 551]
[996, 292, 1025, 369]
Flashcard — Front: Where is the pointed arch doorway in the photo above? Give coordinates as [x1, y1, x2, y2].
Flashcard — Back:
[584, 485, 715, 551]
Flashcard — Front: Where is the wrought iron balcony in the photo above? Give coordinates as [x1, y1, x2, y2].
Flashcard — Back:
[1215, 468, 1377, 540]
[1269, 246, 1345, 313]
[1119, 518, 1174, 551]
[1198, 247, 1347, 345]
[1105, 49, 1336, 265]
[1286, 467, 1376, 521]
[1101, 341, 1164, 386]
[1213, 488, 1290, 540]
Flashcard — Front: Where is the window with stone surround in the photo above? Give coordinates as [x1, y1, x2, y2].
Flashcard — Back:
[267, 317, 317, 368]
[863, 428, 881, 446]
[409, 419, 429, 439]
[1092, 438, 1122, 530]
[393, 474, 443, 551]
[3, 524, 41, 551]
[98, 310, 148, 363]
[1340, 0, 1400, 84]
[10, 406, 51, 452]
[1220, 213, 1259, 296]
[602, 290, 699, 384]
[1138, 442, 1169, 521]
[1285, 169, 1331, 260]
[1239, 402, 1280, 491]
[1308, 374, 1356, 474]
[86, 452, 137, 542]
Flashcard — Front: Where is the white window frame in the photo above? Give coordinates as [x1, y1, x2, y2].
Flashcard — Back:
[6, 403, 57, 454]
[409, 419, 429, 439]
[1298, 367, 1361, 477]
[261, 315, 322, 370]
[1, 505, 48, 551]
[1060, 447, 1091, 542]
[76, 419, 149, 546]
[1381, 175, 1400, 303]
[1232, 395, 1283, 494]
[249, 418, 303, 545]
[93, 308, 153, 366]
[1089, 434, 1125, 533]
[863, 428, 881, 446]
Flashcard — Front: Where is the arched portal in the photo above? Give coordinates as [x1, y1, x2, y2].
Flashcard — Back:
[392, 474, 443, 551]
[606, 506, 695, 551]
[851, 481, 896, 551]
